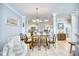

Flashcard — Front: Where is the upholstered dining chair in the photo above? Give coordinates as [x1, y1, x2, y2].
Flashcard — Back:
[49, 34, 56, 48]
[40, 35, 49, 48]
[31, 35, 39, 49]
[24, 34, 28, 43]
[19, 33, 24, 41]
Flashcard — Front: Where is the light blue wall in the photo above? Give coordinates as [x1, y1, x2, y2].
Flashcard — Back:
[57, 18, 67, 33]
[71, 14, 79, 42]
[0, 4, 22, 51]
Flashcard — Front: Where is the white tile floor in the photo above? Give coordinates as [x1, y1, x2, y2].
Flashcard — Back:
[27, 41, 73, 56]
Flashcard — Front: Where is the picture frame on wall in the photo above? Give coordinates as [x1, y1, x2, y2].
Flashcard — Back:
[23, 23, 24, 27]
[7, 19, 17, 25]
[58, 23, 64, 29]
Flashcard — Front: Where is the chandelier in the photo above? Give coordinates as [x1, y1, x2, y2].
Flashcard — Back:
[36, 8, 40, 23]
[32, 8, 42, 24]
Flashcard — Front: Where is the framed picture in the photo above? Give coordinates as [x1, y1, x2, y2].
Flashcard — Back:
[23, 23, 24, 27]
[7, 19, 17, 25]
[58, 23, 64, 29]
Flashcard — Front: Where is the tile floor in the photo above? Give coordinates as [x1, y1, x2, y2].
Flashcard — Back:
[27, 41, 75, 56]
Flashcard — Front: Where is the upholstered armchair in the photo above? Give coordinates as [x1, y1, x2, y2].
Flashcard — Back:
[2, 36, 28, 56]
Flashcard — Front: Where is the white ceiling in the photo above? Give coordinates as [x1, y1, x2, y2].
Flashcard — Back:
[7, 3, 79, 25]
[8, 3, 79, 17]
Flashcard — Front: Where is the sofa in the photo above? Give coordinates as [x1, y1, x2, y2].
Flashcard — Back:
[2, 36, 28, 56]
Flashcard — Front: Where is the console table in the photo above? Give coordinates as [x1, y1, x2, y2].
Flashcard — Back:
[57, 33, 66, 41]
[68, 42, 79, 53]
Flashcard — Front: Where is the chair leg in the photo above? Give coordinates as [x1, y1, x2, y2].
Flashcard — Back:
[38, 43, 41, 50]
[54, 43, 56, 48]
[52, 43, 56, 48]
[46, 42, 50, 49]
[48, 44, 50, 49]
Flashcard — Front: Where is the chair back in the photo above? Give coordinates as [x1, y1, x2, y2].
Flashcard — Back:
[53, 34, 56, 42]
[19, 33, 24, 41]
[31, 35, 39, 47]
[40, 35, 48, 46]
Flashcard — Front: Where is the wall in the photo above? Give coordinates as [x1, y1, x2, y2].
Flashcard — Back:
[0, 4, 22, 52]
[56, 18, 66, 34]
[0, 4, 1, 16]
[71, 14, 79, 42]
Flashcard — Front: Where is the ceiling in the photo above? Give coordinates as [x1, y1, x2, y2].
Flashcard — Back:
[8, 3, 79, 17]
[8, 3, 79, 25]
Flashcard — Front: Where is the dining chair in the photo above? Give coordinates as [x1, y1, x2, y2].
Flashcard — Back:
[19, 33, 24, 41]
[31, 35, 39, 49]
[49, 34, 56, 48]
[40, 35, 49, 48]
[24, 34, 28, 43]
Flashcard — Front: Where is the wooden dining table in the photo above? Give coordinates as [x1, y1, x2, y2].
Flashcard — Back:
[30, 34, 49, 49]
